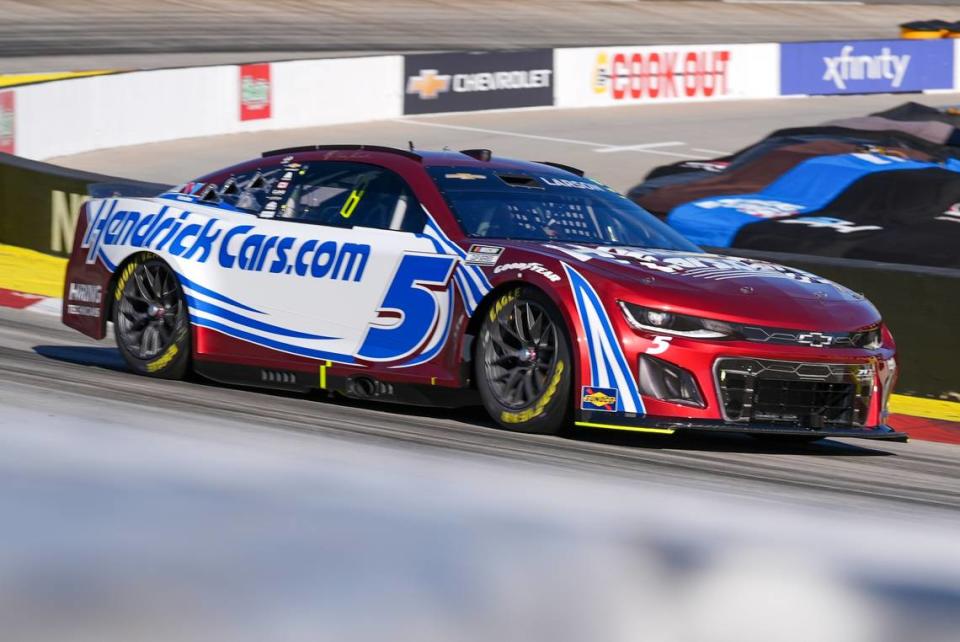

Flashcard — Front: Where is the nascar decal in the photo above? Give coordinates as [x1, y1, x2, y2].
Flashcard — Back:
[562, 263, 644, 414]
[464, 244, 503, 266]
[550, 244, 831, 285]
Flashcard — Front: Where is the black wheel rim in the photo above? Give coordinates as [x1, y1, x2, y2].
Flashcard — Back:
[482, 300, 559, 409]
[116, 261, 183, 360]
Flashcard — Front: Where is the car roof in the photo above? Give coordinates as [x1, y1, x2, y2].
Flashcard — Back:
[259, 145, 585, 177]
[196, 145, 586, 184]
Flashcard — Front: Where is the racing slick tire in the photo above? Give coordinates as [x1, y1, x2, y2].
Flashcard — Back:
[477, 286, 572, 435]
[112, 255, 191, 380]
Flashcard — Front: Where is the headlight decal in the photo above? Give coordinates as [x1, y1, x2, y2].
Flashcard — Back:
[620, 301, 883, 349]
[562, 263, 645, 415]
[619, 302, 733, 339]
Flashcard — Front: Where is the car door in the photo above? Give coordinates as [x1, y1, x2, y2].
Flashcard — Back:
[202, 158, 459, 367]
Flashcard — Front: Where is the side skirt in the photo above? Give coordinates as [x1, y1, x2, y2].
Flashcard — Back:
[194, 360, 481, 409]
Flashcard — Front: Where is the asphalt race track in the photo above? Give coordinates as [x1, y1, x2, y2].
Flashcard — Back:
[5, 306, 960, 515]
[8, 93, 960, 638]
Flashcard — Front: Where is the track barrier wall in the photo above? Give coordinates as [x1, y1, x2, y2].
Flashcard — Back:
[0, 39, 957, 397]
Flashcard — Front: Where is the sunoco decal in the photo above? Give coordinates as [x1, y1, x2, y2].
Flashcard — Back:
[581, 386, 618, 412]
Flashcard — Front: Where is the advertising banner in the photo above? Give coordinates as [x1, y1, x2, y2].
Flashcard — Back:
[240, 63, 272, 121]
[0, 91, 13, 154]
[780, 39, 954, 96]
[555, 44, 779, 108]
[0, 153, 166, 256]
[404, 50, 553, 115]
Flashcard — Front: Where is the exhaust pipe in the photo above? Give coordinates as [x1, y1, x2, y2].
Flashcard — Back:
[346, 376, 383, 399]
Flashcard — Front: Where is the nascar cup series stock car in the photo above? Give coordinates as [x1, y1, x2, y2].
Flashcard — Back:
[62, 145, 904, 441]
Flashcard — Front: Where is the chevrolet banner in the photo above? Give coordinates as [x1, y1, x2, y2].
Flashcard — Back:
[403, 50, 554, 115]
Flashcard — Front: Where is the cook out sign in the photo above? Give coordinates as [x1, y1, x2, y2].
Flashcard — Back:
[554, 44, 780, 107]
[594, 50, 731, 100]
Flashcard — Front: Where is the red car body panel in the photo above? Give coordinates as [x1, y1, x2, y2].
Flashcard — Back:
[62, 147, 902, 438]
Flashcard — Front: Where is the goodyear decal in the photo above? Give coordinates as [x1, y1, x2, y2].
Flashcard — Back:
[581, 386, 618, 412]
[562, 263, 644, 414]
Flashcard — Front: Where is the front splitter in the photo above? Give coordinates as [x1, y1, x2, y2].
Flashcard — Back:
[575, 412, 909, 441]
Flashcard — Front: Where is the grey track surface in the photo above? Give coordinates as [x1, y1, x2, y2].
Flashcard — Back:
[2, 306, 959, 519]
[0, 0, 950, 72]
[50, 92, 960, 191]
[5, 304, 960, 641]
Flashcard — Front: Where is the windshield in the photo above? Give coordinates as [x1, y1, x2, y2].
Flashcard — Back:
[428, 166, 700, 251]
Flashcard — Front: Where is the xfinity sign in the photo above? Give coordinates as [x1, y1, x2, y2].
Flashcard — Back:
[781, 39, 953, 96]
[822, 46, 910, 90]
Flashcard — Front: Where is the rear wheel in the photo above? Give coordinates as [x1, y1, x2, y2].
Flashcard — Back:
[113, 257, 191, 379]
[476, 287, 572, 434]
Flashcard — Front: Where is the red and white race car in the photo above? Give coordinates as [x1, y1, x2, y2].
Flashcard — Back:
[62, 145, 903, 440]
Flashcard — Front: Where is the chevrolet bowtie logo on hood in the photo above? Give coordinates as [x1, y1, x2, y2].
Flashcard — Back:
[407, 69, 451, 100]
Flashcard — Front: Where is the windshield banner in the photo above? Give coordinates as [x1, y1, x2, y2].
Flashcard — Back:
[780, 39, 954, 96]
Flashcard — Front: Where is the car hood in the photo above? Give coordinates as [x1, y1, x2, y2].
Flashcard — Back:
[492, 241, 881, 330]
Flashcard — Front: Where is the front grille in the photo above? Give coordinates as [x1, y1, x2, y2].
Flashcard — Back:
[715, 358, 874, 428]
[739, 325, 880, 349]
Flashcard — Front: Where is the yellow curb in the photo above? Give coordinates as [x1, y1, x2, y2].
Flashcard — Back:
[0, 244, 67, 297]
[0, 70, 115, 88]
[890, 394, 960, 423]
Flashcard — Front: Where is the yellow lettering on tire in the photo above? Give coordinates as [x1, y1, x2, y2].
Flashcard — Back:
[114, 261, 138, 301]
[488, 288, 521, 322]
[146, 343, 179, 373]
[500, 361, 565, 424]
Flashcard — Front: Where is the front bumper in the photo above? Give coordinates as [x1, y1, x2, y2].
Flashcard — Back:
[575, 411, 908, 441]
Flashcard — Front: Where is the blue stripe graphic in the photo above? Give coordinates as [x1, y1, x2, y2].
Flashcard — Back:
[176, 273, 263, 314]
[563, 263, 644, 414]
[667, 153, 960, 247]
[185, 295, 336, 341]
[192, 317, 355, 363]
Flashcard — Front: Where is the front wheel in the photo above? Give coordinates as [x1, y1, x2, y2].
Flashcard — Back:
[113, 256, 191, 379]
[476, 287, 572, 435]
